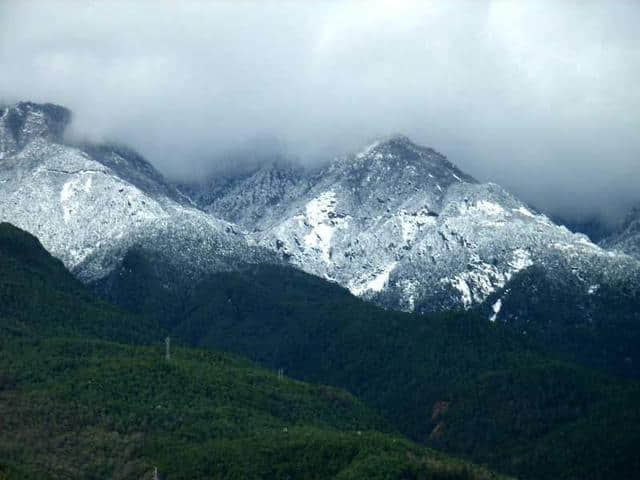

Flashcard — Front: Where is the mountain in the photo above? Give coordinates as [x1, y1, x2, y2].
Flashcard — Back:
[0, 220, 157, 343]
[183, 135, 640, 321]
[1, 222, 511, 480]
[2, 101, 637, 372]
[0, 101, 276, 286]
[601, 204, 640, 259]
[0, 109, 638, 478]
[2, 102, 638, 375]
[3, 101, 638, 330]
[178, 158, 319, 228]
[175, 134, 640, 382]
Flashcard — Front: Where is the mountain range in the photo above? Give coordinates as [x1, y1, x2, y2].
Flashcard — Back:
[3, 102, 639, 318]
[181, 136, 640, 322]
[0, 102, 275, 286]
[1, 101, 640, 479]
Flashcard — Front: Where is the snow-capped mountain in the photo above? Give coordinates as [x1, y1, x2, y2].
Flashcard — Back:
[2, 101, 639, 327]
[178, 159, 319, 229]
[183, 135, 640, 317]
[0, 102, 274, 284]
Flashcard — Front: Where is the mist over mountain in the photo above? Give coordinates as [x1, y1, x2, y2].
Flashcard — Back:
[2, 3, 640, 479]
[1, 1, 639, 225]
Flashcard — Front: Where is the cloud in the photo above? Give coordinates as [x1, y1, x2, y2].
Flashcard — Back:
[1, 0, 639, 222]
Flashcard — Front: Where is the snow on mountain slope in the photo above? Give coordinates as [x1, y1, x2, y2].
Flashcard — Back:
[178, 159, 318, 230]
[3, 102, 637, 322]
[184, 135, 640, 315]
[0, 102, 274, 283]
[601, 205, 640, 259]
[0, 101, 70, 158]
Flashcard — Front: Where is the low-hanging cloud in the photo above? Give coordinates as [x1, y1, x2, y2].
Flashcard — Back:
[1, 0, 639, 223]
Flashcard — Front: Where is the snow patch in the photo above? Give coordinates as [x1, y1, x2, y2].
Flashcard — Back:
[576, 236, 599, 249]
[473, 200, 506, 216]
[349, 261, 397, 296]
[451, 276, 473, 308]
[443, 249, 533, 309]
[514, 206, 536, 218]
[508, 249, 534, 274]
[398, 278, 419, 311]
[368, 262, 397, 292]
[399, 208, 437, 243]
[444, 260, 502, 308]
[356, 141, 380, 159]
[60, 173, 94, 223]
[553, 242, 575, 252]
[302, 191, 347, 263]
[489, 298, 502, 322]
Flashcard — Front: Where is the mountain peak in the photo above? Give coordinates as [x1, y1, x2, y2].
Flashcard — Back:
[376, 133, 414, 146]
[347, 135, 476, 187]
[356, 134, 427, 158]
[0, 101, 71, 156]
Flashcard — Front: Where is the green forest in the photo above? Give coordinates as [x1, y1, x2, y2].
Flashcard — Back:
[1, 223, 639, 479]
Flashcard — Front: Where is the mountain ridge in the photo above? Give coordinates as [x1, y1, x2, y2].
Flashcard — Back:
[182, 131, 640, 319]
[0, 101, 278, 286]
[1, 101, 639, 377]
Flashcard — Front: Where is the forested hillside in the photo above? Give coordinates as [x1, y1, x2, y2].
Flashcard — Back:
[97, 246, 640, 480]
[0, 223, 504, 480]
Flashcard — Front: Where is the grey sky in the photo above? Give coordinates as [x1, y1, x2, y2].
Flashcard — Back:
[1, 1, 639, 223]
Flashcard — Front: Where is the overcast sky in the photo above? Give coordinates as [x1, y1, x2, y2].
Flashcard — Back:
[1, 1, 639, 223]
